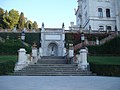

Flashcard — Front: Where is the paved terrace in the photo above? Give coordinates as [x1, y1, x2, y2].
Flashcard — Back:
[0, 76, 120, 90]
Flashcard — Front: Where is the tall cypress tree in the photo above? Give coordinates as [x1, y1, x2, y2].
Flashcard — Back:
[18, 12, 25, 30]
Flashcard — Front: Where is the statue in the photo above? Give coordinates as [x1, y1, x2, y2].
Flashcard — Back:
[13, 25, 17, 32]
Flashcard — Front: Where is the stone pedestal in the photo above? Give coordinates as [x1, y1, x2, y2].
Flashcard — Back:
[69, 44, 74, 58]
[32, 48, 38, 63]
[68, 44, 74, 63]
[31, 43, 38, 64]
[14, 48, 27, 71]
[78, 48, 89, 70]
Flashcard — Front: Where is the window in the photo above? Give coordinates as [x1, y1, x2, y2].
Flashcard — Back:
[99, 26, 104, 31]
[106, 9, 110, 17]
[106, 26, 111, 30]
[98, 8, 103, 18]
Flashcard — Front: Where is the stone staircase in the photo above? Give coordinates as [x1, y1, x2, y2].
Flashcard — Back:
[74, 33, 118, 51]
[13, 56, 95, 76]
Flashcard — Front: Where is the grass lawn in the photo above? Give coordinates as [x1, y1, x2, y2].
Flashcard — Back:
[88, 56, 120, 65]
[0, 55, 17, 63]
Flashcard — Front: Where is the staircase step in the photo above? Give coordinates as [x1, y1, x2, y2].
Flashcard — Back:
[41, 56, 65, 59]
[13, 56, 95, 76]
[37, 60, 66, 64]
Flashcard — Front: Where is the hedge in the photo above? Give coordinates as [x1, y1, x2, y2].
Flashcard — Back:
[87, 36, 120, 55]
[89, 63, 120, 77]
[0, 60, 16, 75]
[0, 32, 40, 47]
[0, 39, 31, 55]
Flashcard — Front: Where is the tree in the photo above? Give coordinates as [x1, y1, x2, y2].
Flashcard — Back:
[0, 8, 4, 28]
[26, 20, 32, 29]
[32, 21, 38, 29]
[9, 9, 19, 28]
[18, 12, 25, 29]
[3, 10, 13, 29]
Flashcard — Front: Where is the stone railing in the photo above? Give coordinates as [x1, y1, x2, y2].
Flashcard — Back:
[74, 41, 96, 51]
[0, 29, 40, 33]
[74, 33, 118, 51]
[99, 33, 117, 45]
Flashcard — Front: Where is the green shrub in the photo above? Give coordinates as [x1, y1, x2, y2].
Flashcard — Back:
[0, 32, 40, 46]
[89, 63, 120, 77]
[87, 36, 120, 55]
[0, 60, 16, 75]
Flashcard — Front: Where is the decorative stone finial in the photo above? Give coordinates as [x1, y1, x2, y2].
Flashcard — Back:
[32, 42, 37, 48]
[89, 25, 91, 30]
[42, 22, 44, 27]
[62, 23, 65, 28]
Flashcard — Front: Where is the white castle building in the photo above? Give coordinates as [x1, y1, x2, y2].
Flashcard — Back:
[73, 0, 120, 32]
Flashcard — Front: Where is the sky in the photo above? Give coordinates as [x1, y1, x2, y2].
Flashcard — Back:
[0, 0, 77, 29]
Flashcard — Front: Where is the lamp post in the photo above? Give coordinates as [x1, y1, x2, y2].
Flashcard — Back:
[78, 32, 89, 70]
[79, 25, 82, 33]
[21, 30, 25, 48]
[115, 25, 118, 35]
[81, 32, 85, 48]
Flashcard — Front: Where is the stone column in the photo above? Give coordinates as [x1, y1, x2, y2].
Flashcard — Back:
[39, 47, 42, 58]
[14, 48, 27, 71]
[78, 48, 89, 70]
[68, 44, 74, 63]
[63, 48, 67, 56]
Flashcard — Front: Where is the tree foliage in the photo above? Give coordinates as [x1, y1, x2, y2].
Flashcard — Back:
[3, 10, 13, 29]
[9, 9, 19, 28]
[18, 12, 25, 29]
[0, 8, 4, 28]
[26, 20, 32, 29]
[32, 21, 38, 29]
[0, 8, 38, 30]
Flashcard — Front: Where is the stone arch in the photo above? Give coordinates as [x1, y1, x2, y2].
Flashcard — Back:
[47, 42, 58, 56]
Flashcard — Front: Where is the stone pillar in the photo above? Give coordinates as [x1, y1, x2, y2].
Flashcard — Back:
[78, 48, 89, 70]
[63, 48, 67, 56]
[39, 47, 43, 57]
[68, 44, 74, 63]
[14, 48, 27, 71]
[32, 43, 38, 64]
[69, 44, 74, 57]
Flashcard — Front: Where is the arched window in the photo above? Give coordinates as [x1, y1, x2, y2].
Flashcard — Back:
[99, 26, 104, 31]
[98, 8, 103, 18]
[106, 9, 110, 17]
[106, 26, 111, 30]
